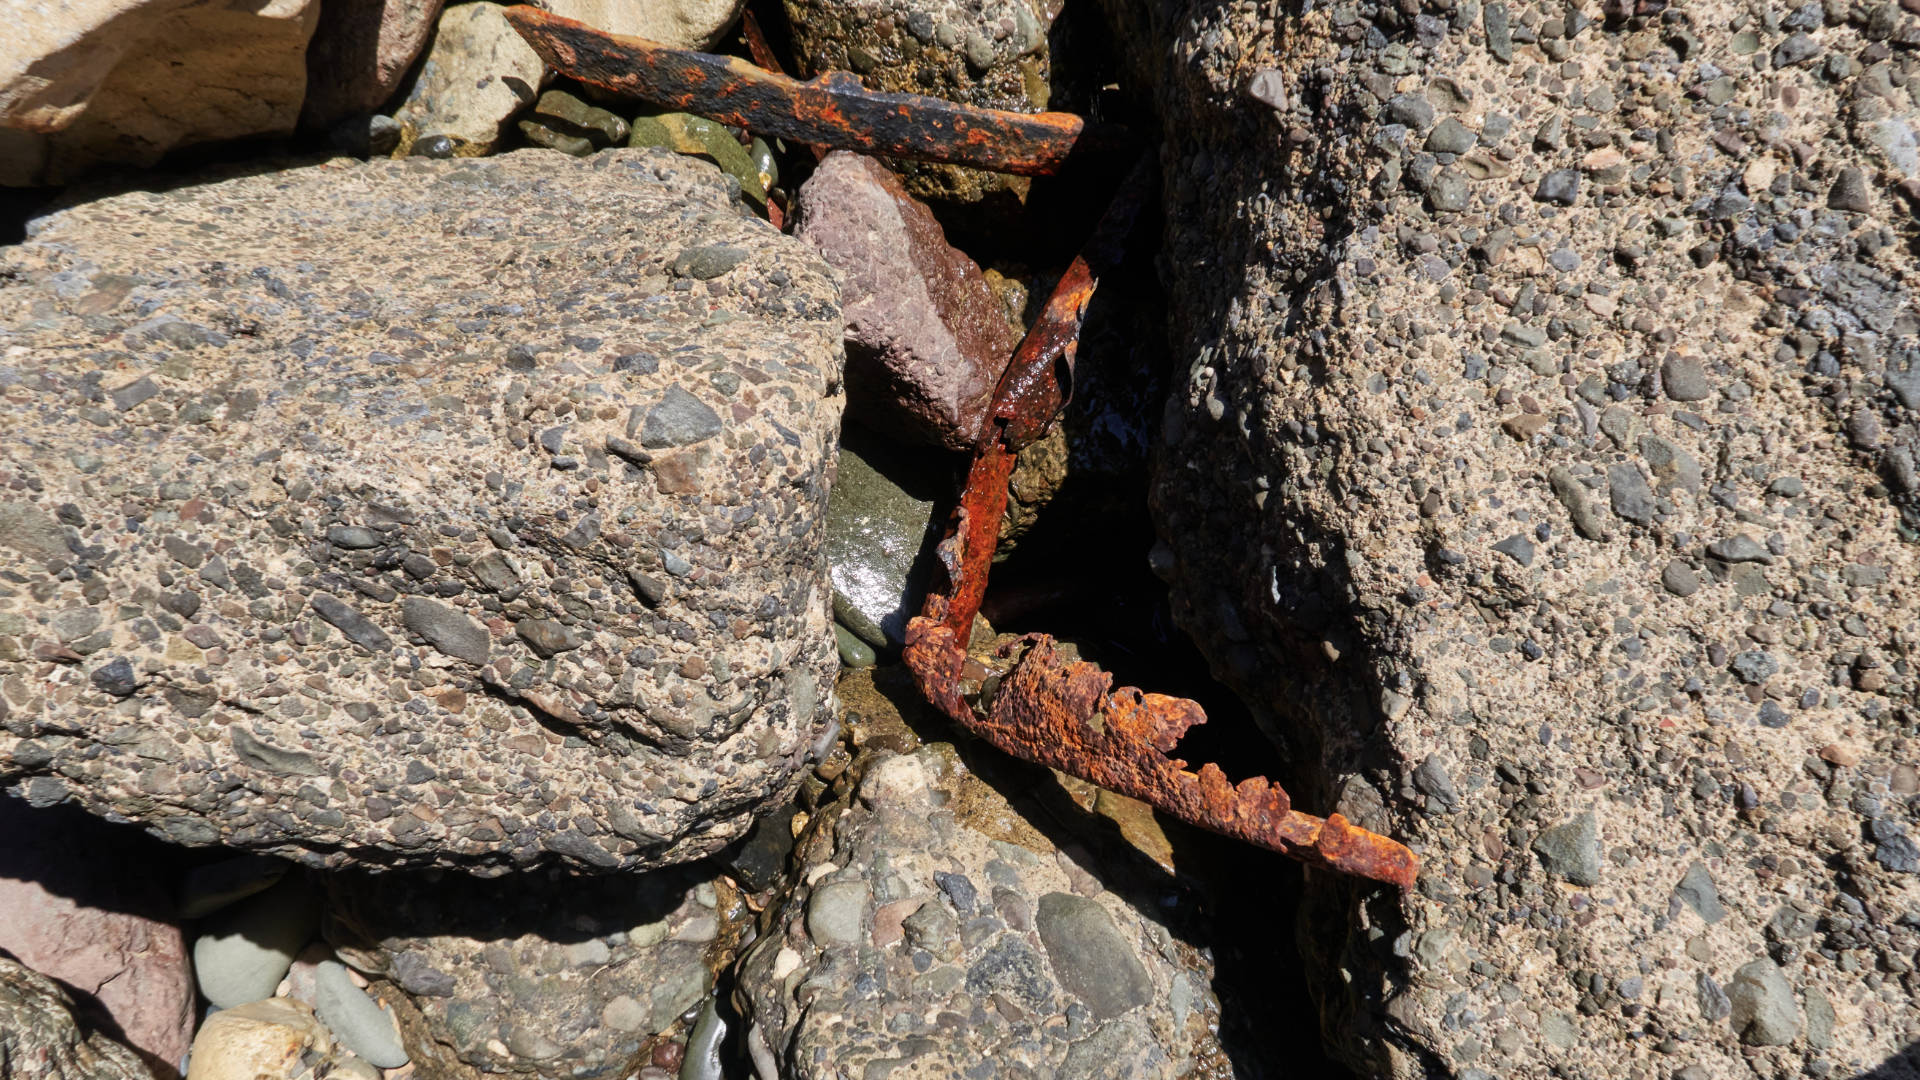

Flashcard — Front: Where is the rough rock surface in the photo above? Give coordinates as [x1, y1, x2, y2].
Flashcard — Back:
[0, 954, 155, 1080]
[0, 148, 844, 874]
[546, 0, 750, 50]
[0, 0, 321, 186]
[0, 799, 194, 1071]
[1127, 0, 1920, 1075]
[794, 151, 1020, 451]
[299, 0, 447, 131]
[390, 2, 547, 156]
[322, 864, 747, 1080]
[780, 0, 1055, 206]
[735, 679, 1228, 1080]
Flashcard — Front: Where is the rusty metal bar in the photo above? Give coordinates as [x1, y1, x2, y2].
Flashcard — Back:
[504, 6, 1131, 176]
[902, 160, 1419, 890]
[737, 8, 788, 83]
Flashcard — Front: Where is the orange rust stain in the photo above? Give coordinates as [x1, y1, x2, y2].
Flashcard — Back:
[502, 5, 1105, 176]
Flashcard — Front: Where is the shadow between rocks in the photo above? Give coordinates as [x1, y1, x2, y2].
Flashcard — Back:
[321, 861, 713, 953]
[1852, 1043, 1920, 1080]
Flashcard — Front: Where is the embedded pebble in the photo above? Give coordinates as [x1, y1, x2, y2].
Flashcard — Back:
[1728, 959, 1800, 1046]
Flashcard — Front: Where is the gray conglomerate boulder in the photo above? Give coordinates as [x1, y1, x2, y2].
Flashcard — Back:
[0, 148, 844, 874]
[781, 0, 1054, 208]
[734, 737, 1227, 1080]
[1120, 0, 1920, 1075]
[0, 954, 155, 1080]
[322, 865, 746, 1080]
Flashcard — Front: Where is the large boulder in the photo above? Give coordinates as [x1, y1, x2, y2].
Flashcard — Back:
[1129, 0, 1920, 1075]
[0, 147, 844, 874]
[0, 0, 320, 186]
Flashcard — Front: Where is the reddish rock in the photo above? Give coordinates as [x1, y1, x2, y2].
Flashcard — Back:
[793, 152, 1020, 451]
[300, 0, 447, 130]
[0, 800, 194, 1073]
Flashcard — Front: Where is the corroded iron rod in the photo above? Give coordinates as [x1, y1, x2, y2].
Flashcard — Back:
[504, 6, 1130, 176]
[902, 160, 1420, 890]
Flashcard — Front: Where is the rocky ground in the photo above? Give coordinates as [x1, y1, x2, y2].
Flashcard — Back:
[3, 0, 1918, 1076]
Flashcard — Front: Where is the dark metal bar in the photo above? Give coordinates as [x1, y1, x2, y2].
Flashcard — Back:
[504, 6, 1131, 177]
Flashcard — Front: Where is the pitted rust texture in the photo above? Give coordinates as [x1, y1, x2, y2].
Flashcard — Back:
[904, 622, 1418, 889]
[903, 161, 1420, 890]
[505, 7, 1128, 176]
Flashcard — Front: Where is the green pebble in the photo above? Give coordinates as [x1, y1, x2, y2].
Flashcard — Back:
[834, 624, 876, 668]
[532, 89, 629, 146]
[626, 112, 767, 209]
[518, 120, 595, 157]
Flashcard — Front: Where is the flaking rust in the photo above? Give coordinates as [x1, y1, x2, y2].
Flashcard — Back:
[504, 7, 1130, 176]
[903, 160, 1419, 890]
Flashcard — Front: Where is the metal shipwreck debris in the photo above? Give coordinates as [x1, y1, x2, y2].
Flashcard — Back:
[903, 160, 1419, 890]
[504, 6, 1129, 176]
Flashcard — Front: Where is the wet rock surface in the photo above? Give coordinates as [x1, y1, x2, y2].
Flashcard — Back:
[0, 954, 156, 1080]
[0, 148, 843, 874]
[823, 428, 950, 653]
[1132, 0, 1920, 1075]
[322, 864, 746, 1080]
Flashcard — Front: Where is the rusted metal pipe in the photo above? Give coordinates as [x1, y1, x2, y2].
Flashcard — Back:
[504, 6, 1131, 176]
